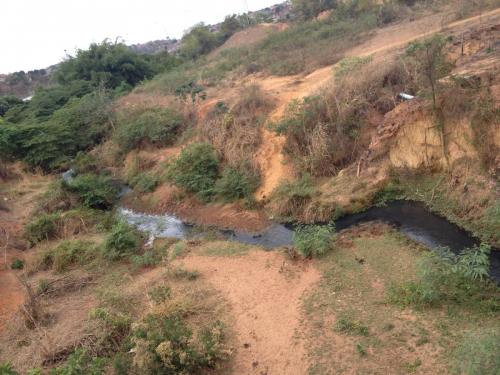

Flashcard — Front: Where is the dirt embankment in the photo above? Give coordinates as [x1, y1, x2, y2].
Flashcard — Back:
[0, 170, 53, 331]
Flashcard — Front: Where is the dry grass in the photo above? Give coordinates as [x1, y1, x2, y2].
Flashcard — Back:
[276, 57, 410, 177]
[200, 84, 274, 167]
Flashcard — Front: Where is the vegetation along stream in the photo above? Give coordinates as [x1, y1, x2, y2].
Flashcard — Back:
[118, 200, 500, 282]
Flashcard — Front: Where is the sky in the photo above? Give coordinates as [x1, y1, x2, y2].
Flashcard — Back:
[0, 0, 280, 74]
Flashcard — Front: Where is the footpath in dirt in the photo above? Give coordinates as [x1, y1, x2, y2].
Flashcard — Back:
[176, 250, 321, 375]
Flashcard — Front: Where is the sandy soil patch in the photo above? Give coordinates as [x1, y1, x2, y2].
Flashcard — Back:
[176, 249, 321, 374]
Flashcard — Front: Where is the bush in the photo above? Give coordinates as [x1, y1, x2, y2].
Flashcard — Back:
[271, 174, 317, 219]
[131, 314, 229, 374]
[64, 174, 119, 210]
[0, 92, 112, 171]
[25, 213, 59, 245]
[114, 108, 184, 153]
[167, 143, 219, 201]
[10, 258, 24, 270]
[49, 349, 105, 375]
[293, 223, 336, 258]
[214, 164, 260, 202]
[104, 221, 142, 261]
[451, 329, 500, 375]
[129, 172, 160, 193]
[42, 240, 99, 272]
[388, 246, 499, 311]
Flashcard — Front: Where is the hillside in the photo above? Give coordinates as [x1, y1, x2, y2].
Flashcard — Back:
[1, 1, 499, 374]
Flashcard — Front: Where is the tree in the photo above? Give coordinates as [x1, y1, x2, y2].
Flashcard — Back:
[55, 41, 154, 89]
[405, 34, 452, 111]
[180, 24, 219, 60]
[0, 96, 23, 117]
[291, 0, 338, 20]
[219, 15, 243, 42]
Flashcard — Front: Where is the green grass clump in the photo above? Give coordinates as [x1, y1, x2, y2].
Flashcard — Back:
[167, 143, 219, 201]
[10, 258, 24, 270]
[49, 349, 105, 375]
[335, 56, 373, 80]
[25, 212, 60, 245]
[214, 165, 259, 202]
[335, 318, 370, 336]
[293, 224, 336, 258]
[451, 329, 500, 375]
[41, 240, 100, 272]
[104, 221, 143, 261]
[388, 245, 499, 312]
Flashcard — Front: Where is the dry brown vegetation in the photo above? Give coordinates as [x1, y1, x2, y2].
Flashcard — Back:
[200, 84, 274, 167]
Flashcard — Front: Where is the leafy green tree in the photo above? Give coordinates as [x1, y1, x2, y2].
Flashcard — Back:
[405, 34, 452, 110]
[180, 24, 219, 60]
[219, 15, 243, 42]
[0, 96, 23, 117]
[56, 40, 154, 89]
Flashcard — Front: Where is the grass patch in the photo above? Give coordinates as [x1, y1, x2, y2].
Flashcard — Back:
[335, 317, 370, 336]
[302, 229, 500, 374]
[293, 224, 336, 258]
[201, 241, 250, 257]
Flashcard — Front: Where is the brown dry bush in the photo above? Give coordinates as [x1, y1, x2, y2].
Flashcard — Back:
[200, 84, 274, 166]
[275, 58, 410, 177]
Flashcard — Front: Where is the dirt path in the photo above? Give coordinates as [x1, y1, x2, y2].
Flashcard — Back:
[253, 7, 500, 200]
[177, 250, 321, 374]
[0, 172, 52, 330]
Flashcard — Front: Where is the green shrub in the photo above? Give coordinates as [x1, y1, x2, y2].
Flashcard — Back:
[0, 92, 112, 171]
[388, 246, 499, 311]
[49, 349, 105, 375]
[271, 174, 317, 219]
[104, 221, 142, 261]
[451, 329, 500, 375]
[72, 152, 100, 174]
[25, 213, 59, 245]
[214, 164, 259, 202]
[167, 143, 219, 201]
[335, 56, 373, 80]
[293, 223, 336, 258]
[64, 174, 119, 210]
[10, 259, 24, 270]
[42, 240, 99, 272]
[129, 172, 160, 193]
[115, 108, 184, 153]
[131, 314, 228, 374]
[0, 362, 19, 375]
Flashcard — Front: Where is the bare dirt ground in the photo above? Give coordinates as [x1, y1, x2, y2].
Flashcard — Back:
[176, 249, 321, 374]
[0, 169, 52, 331]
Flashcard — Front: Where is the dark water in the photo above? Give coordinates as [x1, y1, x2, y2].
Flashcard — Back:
[118, 200, 500, 282]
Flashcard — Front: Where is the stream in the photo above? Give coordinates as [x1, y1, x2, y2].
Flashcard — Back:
[61, 171, 499, 282]
[117, 201, 500, 282]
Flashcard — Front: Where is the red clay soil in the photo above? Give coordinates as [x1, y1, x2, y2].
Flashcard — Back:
[0, 172, 52, 331]
[176, 250, 321, 374]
